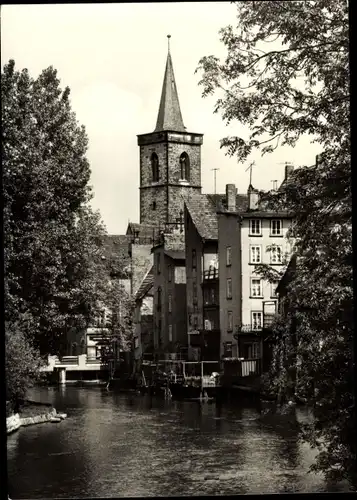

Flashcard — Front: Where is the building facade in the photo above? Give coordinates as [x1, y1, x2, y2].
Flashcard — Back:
[219, 167, 295, 365]
[152, 229, 187, 357]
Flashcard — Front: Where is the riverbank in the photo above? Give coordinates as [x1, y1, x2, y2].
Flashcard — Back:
[6, 400, 66, 434]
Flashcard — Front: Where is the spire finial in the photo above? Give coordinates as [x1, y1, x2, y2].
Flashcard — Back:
[167, 34, 171, 53]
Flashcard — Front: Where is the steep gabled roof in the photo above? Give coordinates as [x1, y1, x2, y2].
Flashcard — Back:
[154, 49, 186, 132]
[135, 265, 154, 301]
[164, 250, 185, 261]
[184, 193, 220, 240]
[185, 192, 251, 240]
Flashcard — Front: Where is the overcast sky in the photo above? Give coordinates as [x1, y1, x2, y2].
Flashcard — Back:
[2, 2, 321, 234]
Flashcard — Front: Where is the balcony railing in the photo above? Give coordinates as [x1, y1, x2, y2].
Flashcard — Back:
[223, 358, 261, 377]
[203, 268, 219, 281]
[239, 324, 263, 333]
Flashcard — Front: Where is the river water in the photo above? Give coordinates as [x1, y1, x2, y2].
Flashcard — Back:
[7, 386, 352, 497]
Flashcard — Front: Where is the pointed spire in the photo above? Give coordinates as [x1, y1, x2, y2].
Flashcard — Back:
[154, 35, 186, 132]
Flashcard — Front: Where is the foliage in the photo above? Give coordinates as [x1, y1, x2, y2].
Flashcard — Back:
[2, 59, 107, 355]
[5, 314, 45, 406]
[196, 0, 353, 488]
[92, 248, 136, 364]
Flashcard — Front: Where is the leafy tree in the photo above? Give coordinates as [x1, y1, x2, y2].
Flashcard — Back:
[2, 59, 107, 356]
[5, 313, 45, 410]
[196, 0, 353, 488]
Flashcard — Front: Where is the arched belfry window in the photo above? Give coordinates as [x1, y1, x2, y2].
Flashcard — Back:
[151, 153, 159, 182]
[180, 152, 190, 181]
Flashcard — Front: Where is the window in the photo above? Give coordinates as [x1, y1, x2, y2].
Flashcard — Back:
[193, 315, 198, 329]
[270, 245, 283, 264]
[271, 280, 279, 298]
[250, 245, 262, 264]
[226, 278, 232, 299]
[134, 337, 139, 349]
[168, 324, 173, 342]
[157, 252, 161, 273]
[179, 152, 190, 181]
[224, 342, 233, 358]
[227, 311, 233, 332]
[249, 219, 261, 235]
[204, 286, 217, 305]
[168, 265, 172, 282]
[250, 278, 262, 297]
[193, 282, 198, 305]
[168, 294, 172, 313]
[226, 246, 232, 266]
[270, 219, 282, 236]
[151, 153, 159, 182]
[152, 201, 156, 210]
[192, 249, 197, 270]
[157, 287, 162, 311]
[251, 311, 262, 330]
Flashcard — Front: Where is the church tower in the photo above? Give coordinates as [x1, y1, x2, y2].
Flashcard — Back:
[137, 36, 203, 227]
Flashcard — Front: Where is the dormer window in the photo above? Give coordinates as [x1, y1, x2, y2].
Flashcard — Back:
[179, 152, 190, 181]
[151, 153, 159, 182]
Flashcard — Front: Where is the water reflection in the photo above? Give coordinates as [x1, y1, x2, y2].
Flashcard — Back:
[7, 387, 352, 498]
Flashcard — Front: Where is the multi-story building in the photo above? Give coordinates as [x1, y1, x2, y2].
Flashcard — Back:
[218, 166, 295, 365]
[152, 228, 187, 358]
[133, 266, 154, 364]
[184, 188, 248, 362]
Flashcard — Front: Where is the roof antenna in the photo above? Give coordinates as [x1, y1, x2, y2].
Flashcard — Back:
[167, 34, 171, 53]
[245, 161, 255, 187]
[211, 168, 219, 195]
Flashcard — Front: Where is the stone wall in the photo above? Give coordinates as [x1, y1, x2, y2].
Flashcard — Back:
[139, 137, 202, 226]
[6, 408, 57, 434]
[167, 142, 201, 186]
[167, 185, 201, 226]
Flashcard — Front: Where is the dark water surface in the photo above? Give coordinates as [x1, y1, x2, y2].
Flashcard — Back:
[7, 386, 352, 497]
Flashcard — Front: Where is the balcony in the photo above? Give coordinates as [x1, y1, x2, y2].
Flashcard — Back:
[203, 268, 219, 281]
[223, 358, 261, 378]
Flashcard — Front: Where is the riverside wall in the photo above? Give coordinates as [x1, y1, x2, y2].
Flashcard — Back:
[6, 408, 58, 435]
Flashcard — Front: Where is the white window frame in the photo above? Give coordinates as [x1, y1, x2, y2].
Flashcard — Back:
[251, 311, 263, 331]
[270, 245, 283, 264]
[270, 219, 282, 236]
[249, 219, 262, 236]
[226, 278, 232, 299]
[250, 278, 262, 297]
[250, 245, 262, 264]
[226, 246, 232, 266]
[227, 311, 233, 332]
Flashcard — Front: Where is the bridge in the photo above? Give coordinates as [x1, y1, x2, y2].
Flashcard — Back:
[41, 355, 110, 384]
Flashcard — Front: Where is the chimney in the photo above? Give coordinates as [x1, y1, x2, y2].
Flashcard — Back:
[226, 184, 237, 211]
[285, 164, 294, 180]
[248, 184, 259, 210]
